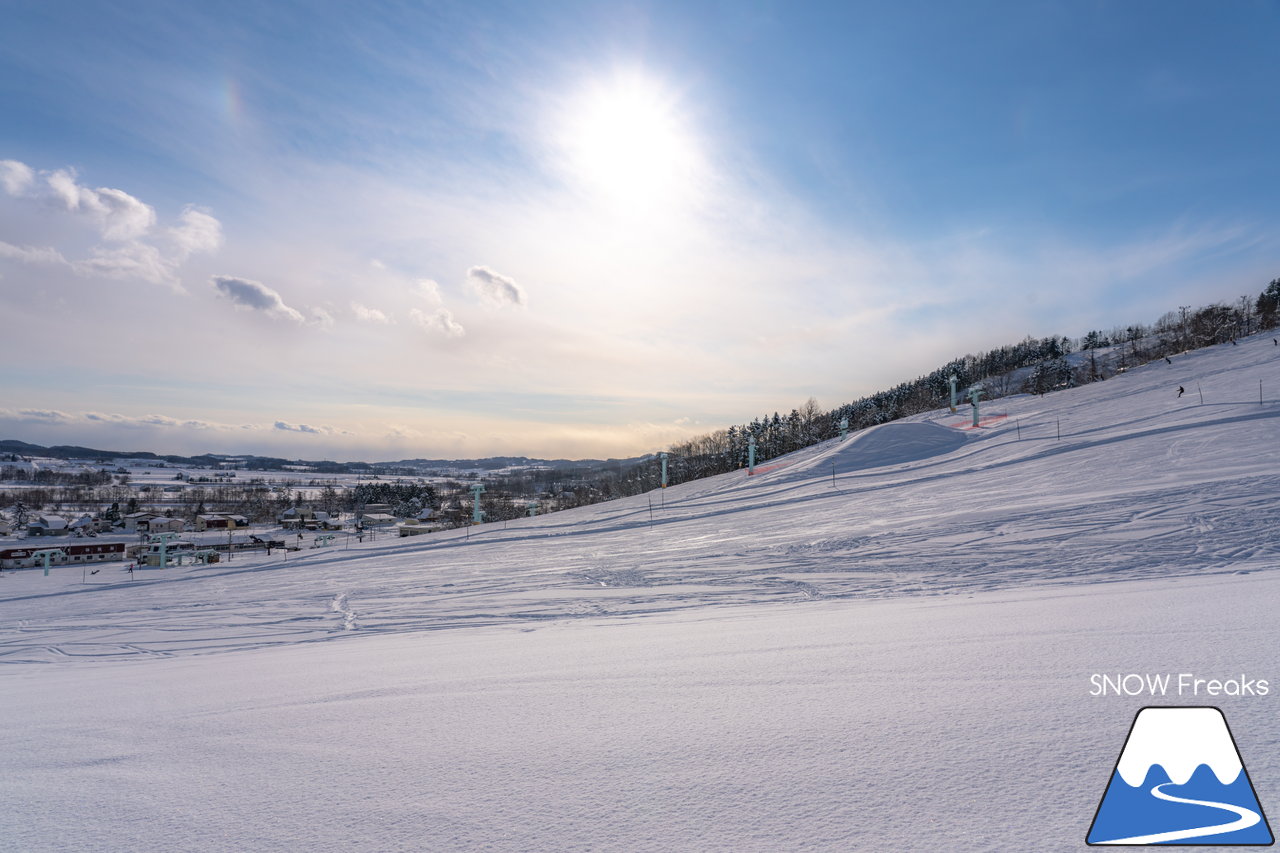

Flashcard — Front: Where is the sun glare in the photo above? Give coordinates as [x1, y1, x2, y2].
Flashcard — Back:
[560, 72, 702, 211]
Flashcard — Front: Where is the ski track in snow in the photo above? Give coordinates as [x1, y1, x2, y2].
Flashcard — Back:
[329, 593, 358, 632]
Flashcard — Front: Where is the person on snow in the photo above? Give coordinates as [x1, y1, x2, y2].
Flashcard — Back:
[1177, 386, 1185, 398]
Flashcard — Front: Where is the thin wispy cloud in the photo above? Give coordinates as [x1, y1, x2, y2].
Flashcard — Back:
[410, 306, 466, 338]
[307, 306, 336, 331]
[0, 408, 351, 438]
[0, 408, 73, 424]
[0, 241, 67, 265]
[74, 242, 171, 285]
[84, 412, 219, 430]
[351, 302, 392, 323]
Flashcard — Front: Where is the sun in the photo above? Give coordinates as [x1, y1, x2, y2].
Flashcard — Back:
[559, 71, 702, 211]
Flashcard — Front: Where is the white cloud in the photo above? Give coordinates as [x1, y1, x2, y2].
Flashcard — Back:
[83, 412, 137, 425]
[466, 265, 526, 307]
[0, 408, 73, 424]
[273, 420, 350, 435]
[137, 414, 182, 427]
[351, 302, 392, 323]
[0, 240, 67, 265]
[67, 411, 232, 431]
[73, 242, 174, 287]
[0, 159, 34, 196]
[91, 187, 157, 241]
[211, 275, 305, 323]
[47, 168, 156, 241]
[0, 160, 224, 289]
[410, 306, 465, 338]
[169, 206, 223, 259]
[274, 420, 321, 434]
[45, 168, 81, 209]
[414, 278, 442, 303]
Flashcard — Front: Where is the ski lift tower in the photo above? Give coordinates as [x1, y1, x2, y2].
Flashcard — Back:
[968, 384, 986, 428]
[470, 483, 486, 525]
[660, 452, 669, 488]
[839, 416, 849, 439]
[949, 374, 959, 413]
[148, 531, 181, 568]
[29, 548, 67, 577]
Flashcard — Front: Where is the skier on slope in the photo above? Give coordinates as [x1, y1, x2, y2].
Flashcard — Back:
[1177, 386, 1185, 398]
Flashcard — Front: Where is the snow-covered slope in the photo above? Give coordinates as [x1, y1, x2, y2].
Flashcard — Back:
[3, 334, 1279, 851]
[6, 332, 1280, 661]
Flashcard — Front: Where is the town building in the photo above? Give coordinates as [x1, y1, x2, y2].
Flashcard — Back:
[0, 542, 127, 569]
[26, 514, 69, 536]
[196, 514, 248, 531]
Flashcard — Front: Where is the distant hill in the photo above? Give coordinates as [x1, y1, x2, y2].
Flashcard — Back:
[0, 439, 646, 474]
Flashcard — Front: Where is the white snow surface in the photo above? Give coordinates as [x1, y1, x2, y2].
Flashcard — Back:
[1116, 707, 1242, 787]
[4, 334, 1280, 851]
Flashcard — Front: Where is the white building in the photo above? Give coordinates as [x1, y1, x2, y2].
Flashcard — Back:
[26, 514, 69, 537]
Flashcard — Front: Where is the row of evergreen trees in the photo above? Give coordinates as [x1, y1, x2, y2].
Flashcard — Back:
[583, 277, 1280, 498]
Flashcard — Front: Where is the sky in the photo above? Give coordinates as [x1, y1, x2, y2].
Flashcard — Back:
[1, 0, 1277, 462]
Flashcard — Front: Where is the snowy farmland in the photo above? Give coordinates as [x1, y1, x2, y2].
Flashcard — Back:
[4, 334, 1280, 851]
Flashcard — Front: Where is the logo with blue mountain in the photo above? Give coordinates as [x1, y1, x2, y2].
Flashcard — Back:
[1087, 707, 1273, 846]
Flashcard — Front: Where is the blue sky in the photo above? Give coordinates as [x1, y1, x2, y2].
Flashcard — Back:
[1, 0, 1277, 460]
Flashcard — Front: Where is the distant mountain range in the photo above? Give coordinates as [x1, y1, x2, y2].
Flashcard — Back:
[0, 439, 648, 474]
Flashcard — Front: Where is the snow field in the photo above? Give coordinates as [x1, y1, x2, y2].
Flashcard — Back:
[3, 572, 1278, 851]
[4, 332, 1280, 849]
